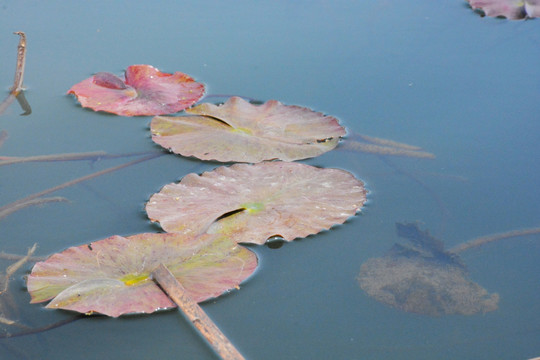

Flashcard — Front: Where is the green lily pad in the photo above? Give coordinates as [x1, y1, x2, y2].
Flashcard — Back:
[27, 233, 257, 317]
[146, 161, 366, 244]
[150, 96, 346, 163]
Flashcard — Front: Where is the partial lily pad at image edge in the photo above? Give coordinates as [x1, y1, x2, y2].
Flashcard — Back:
[151, 96, 346, 163]
[67, 65, 205, 116]
[146, 161, 367, 244]
[27, 233, 257, 317]
[468, 0, 540, 19]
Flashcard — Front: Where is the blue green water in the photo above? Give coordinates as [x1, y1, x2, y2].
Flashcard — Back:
[1, 1, 539, 359]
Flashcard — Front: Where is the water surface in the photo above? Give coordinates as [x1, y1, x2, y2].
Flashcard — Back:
[1, 1, 539, 359]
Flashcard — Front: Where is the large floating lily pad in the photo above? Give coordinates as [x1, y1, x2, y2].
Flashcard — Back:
[468, 0, 540, 19]
[358, 223, 499, 316]
[151, 96, 346, 163]
[27, 232, 257, 317]
[146, 161, 366, 244]
[67, 65, 205, 116]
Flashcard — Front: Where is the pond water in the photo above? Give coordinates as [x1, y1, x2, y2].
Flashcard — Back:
[1, 1, 539, 359]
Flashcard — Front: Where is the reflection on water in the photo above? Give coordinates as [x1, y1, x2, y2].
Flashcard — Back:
[1, 1, 540, 359]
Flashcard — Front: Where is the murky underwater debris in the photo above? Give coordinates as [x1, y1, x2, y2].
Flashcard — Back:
[358, 223, 499, 316]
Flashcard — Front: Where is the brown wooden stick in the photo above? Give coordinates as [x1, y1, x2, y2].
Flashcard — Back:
[11, 31, 27, 96]
[0, 32, 27, 116]
[152, 264, 246, 360]
[450, 227, 540, 254]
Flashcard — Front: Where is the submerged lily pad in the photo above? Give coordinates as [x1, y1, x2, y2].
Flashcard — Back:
[27, 233, 257, 317]
[358, 223, 499, 316]
[146, 161, 366, 244]
[151, 96, 346, 163]
[67, 65, 205, 116]
[468, 0, 540, 19]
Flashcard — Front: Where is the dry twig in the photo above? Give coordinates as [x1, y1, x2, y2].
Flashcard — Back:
[0, 32, 28, 116]
[1, 243, 37, 294]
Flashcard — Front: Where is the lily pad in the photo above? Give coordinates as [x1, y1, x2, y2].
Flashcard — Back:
[468, 0, 540, 19]
[358, 223, 499, 316]
[151, 96, 346, 162]
[146, 161, 366, 244]
[67, 65, 205, 116]
[27, 232, 257, 317]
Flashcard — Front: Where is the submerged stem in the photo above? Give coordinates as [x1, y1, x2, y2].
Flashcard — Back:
[450, 227, 540, 254]
[0, 197, 68, 221]
[1, 243, 37, 294]
[0, 151, 108, 166]
[0, 316, 83, 339]
[0, 152, 163, 220]
[0, 131, 7, 148]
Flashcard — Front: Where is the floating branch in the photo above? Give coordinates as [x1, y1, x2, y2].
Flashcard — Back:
[11, 32, 27, 96]
[354, 134, 423, 151]
[0, 316, 83, 339]
[0, 315, 32, 331]
[152, 264, 246, 360]
[1, 243, 37, 294]
[0, 197, 68, 221]
[341, 141, 435, 159]
[450, 227, 540, 254]
[0, 152, 162, 220]
[0, 150, 153, 166]
[0, 151, 108, 166]
[0, 32, 29, 116]
[15, 92, 31, 116]
[0, 131, 7, 148]
[0, 252, 45, 262]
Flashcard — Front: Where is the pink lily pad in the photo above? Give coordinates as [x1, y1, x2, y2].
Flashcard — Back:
[146, 161, 366, 244]
[67, 65, 205, 116]
[27, 232, 257, 317]
[151, 96, 346, 163]
[468, 0, 540, 19]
